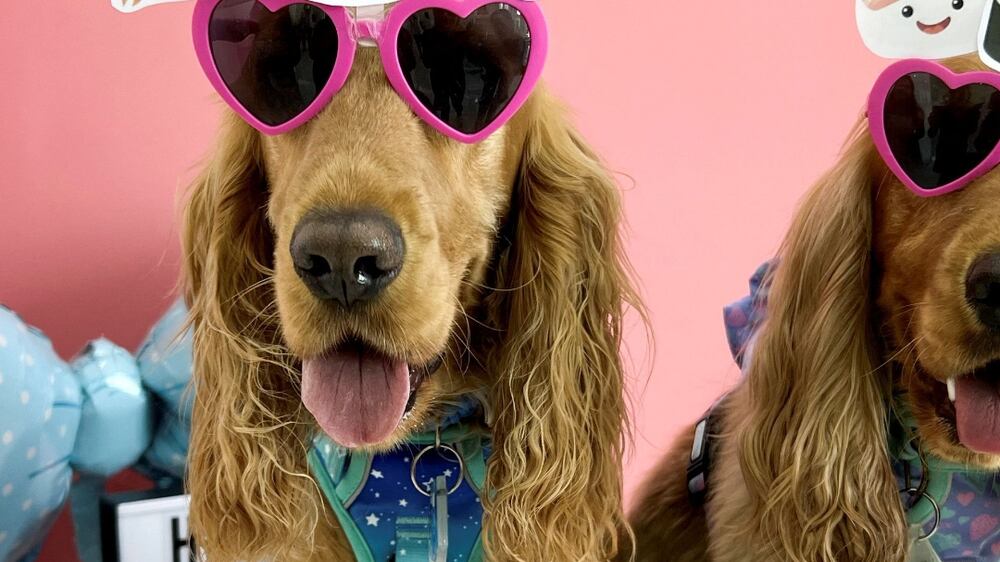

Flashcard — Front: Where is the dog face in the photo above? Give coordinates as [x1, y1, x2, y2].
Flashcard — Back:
[717, 57, 1000, 562]
[264, 50, 520, 449]
[874, 154, 1000, 468]
[856, 0, 984, 59]
[184, 43, 636, 560]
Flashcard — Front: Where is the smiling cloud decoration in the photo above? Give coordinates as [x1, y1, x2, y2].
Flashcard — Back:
[856, 0, 986, 59]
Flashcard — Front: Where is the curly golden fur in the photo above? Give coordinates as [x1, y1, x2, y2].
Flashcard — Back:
[182, 49, 640, 561]
[628, 55, 1000, 562]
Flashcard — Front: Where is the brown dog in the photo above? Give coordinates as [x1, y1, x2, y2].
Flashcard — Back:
[181, 47, 641, 561]
[628, 55, 1000, 562]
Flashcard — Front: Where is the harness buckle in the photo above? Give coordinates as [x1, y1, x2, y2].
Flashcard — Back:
[686, 394, 729, 505]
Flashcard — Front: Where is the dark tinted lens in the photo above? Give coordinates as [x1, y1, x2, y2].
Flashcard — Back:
[885, 72, 1000, 189]
[398, 4, 531, 135]
[209, 0, 337, 126]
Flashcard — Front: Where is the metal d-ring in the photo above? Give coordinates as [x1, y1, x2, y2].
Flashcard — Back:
[901, 487, 941, 542]
[410, 429, 466, 497]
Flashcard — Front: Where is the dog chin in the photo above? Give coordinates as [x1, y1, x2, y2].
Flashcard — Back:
[299, 337, 443, 449]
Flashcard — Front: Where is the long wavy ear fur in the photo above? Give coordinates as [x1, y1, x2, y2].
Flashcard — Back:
[183, 116, 324, 561]
[735, 124, 906, 561]
[482, 90, 642, 561]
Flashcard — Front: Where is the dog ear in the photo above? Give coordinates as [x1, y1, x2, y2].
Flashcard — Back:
[735, 124, 907, 561]
[182, 116, 326, 560]
[482, 89, 642, 560]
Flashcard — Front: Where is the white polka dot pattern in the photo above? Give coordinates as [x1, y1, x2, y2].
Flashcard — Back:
[0, 300, 194, 560]
[0, 305, 78, 561]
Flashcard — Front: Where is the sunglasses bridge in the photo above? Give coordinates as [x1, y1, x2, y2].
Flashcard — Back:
[352, 6, 388, 47]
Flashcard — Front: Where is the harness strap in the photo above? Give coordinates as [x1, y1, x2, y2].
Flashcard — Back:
[395, 515, 435, 562]
[686, 394, 728, 505]
[308, 448, 377, 561]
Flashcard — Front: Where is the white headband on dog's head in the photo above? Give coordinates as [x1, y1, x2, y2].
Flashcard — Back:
[112, 0, 391, 13]
[112, 0, 186, 12]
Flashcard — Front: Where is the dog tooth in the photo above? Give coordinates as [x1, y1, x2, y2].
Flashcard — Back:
[947, 377, 956, 402]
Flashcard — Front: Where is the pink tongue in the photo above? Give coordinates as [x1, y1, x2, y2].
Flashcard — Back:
[301, 349, 410, 448]
[955, 376, 1000, 454]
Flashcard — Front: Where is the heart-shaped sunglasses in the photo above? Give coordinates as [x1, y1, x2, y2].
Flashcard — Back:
[192, 0, 547, 142]
[869, 59, 1000, 197]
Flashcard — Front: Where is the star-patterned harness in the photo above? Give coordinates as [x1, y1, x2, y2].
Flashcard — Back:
[308, 400, 489, 562]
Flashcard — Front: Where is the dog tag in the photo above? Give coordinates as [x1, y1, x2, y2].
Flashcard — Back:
[430, 475, 449, 562]
[907, 525, 941, 562]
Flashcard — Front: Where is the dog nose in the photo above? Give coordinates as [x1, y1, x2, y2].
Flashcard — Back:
[967, 253, 1000, 330]
[290, 210, 405, 307]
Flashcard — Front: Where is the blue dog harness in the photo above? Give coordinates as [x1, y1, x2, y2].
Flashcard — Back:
[308, 401, 490, 562]
[890, 408, 1000, 561]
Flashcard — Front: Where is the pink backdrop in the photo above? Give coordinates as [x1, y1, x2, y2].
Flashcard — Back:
[0, 0, 887, 559]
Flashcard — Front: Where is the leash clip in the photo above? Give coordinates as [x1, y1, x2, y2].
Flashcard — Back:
[901, 487, 941, 542]
[411, 427, 465, 497]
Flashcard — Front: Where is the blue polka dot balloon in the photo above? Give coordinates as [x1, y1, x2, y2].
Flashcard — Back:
[0, 301, 194, 562]
[71, 339, 152, 477]
[0, 305, 82, 562]
[136, 299, 193, 479]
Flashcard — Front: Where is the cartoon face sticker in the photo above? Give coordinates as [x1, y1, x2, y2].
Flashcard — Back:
[856, 0, 986, 59]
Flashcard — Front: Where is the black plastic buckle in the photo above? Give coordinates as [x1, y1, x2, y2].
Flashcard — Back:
[686, 394, 727, 505]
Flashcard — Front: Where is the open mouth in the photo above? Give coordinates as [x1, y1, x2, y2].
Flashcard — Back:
[917, 17, 951, 34]
[947, 359, 1000, 454]
[300, 337, 443, 448]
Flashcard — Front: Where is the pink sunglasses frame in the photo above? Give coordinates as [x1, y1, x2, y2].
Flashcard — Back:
[192, 0, 547, 142]
[868, 58, 1000, 198]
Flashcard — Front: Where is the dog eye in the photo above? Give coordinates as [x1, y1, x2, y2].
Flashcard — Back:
[953, 0, 964, 9]
[902, 5, 914, 17]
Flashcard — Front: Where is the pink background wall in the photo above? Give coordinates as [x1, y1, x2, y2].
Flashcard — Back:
[0, 0, 888, 559]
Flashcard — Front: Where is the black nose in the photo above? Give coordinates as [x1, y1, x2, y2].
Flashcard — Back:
[290, 210, 405, 307]
[967, 253, 1000, 330]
